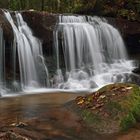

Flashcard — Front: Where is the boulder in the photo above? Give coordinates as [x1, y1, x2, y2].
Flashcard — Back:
[68, 83, 140, 134]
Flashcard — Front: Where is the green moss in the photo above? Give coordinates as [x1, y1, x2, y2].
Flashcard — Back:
[129, 86, 140, 121]
[120, 84, 140, 130]
[132, 102, 140, 121]
[106, 101, 122, 118]
[81, 109, 101, 124]
[120, 113, 136, 131]
[77, 84, 140, 132]
[107, 101, 122, 111]
[99, 84, 140, 131]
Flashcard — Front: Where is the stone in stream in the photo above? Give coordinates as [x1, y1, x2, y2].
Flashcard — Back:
[66, 83, 140, 134]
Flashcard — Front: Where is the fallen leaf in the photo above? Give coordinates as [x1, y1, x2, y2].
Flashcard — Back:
[121, 88, 127, 92]
[16, 122, 28, 127]
[77, 99, 84, 105]
[10, 122, 28, 127]
[91, 106, 96, 110]
[99, 95, 106, 99]
[126, 87, 133, 90]
[76, 96, 83, 101]
[95, 104, 103, 108]
[10, 123, 17, 126]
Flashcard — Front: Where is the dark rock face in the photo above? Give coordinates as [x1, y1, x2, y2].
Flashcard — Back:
[0, 9, 13, 42]
[0, 10, 15, 83]
[107, 17, 140, 54]
[21, 11, 58, 56]
[116, 18, 140, 54]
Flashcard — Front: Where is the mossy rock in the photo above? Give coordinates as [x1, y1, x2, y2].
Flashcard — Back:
[74, 83, 140, 134]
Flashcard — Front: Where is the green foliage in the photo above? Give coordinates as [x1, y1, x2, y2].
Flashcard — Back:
[132, 102, 140, 121]
[129, 86, 140, 121]
[0, 0, 140, 21]
[9, 0, 20, 10]
[120, 113, 136, 131]
[0, 0, 9, 9]
[9, 0, 42, 11]
[118, 9, 137, 21]
[0, 0, 97, 13]
[120, 84, 140, 130]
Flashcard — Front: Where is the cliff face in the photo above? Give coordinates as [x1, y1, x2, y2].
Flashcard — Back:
[0, 9, 13, 42]
[21, 11, 58, 56]
[107, 17, 140, 54]
[120, 19, 140, 54]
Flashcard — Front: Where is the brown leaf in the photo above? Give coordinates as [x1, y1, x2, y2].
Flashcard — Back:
[95, 104, 102, 108]
[77, 99, 84, 105]
[91, 106, 96, 110]
[10, 122, 28, 127]
[125, 87, 133, 90]
[99, 95, 106, 99]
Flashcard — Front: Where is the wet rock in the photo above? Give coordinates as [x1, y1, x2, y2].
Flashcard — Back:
[90, 80, 98, 88]
[133, 68, 140, 74]
[0, 9, 14, 42]
[21, 11, 58, 56]
[107, 17, 140, 54]
[70, 83, 140, 134]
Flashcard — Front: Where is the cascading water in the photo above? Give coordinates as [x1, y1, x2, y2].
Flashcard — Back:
[54, 15, 136, 90]
[0, 12, 138, 96]
[0, 27, 6, 95]
[4, 11, 49, 90]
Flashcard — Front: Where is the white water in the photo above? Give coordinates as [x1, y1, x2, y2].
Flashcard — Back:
[0, 13, 137, 96]
[0, 27, 6, 95]
[54, 15, 136, 90]
[4, 11, 49, 90]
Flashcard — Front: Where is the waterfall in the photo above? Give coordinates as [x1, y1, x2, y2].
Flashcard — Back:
[4, 11, 49, 90]
[0, 12, 137, 95]
[54, 15, 136, 90]
[0, 27, 6, 95]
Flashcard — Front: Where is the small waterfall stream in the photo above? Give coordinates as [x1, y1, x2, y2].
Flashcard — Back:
[4, 11, 49, 91]
[0, 27, 6, 95]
